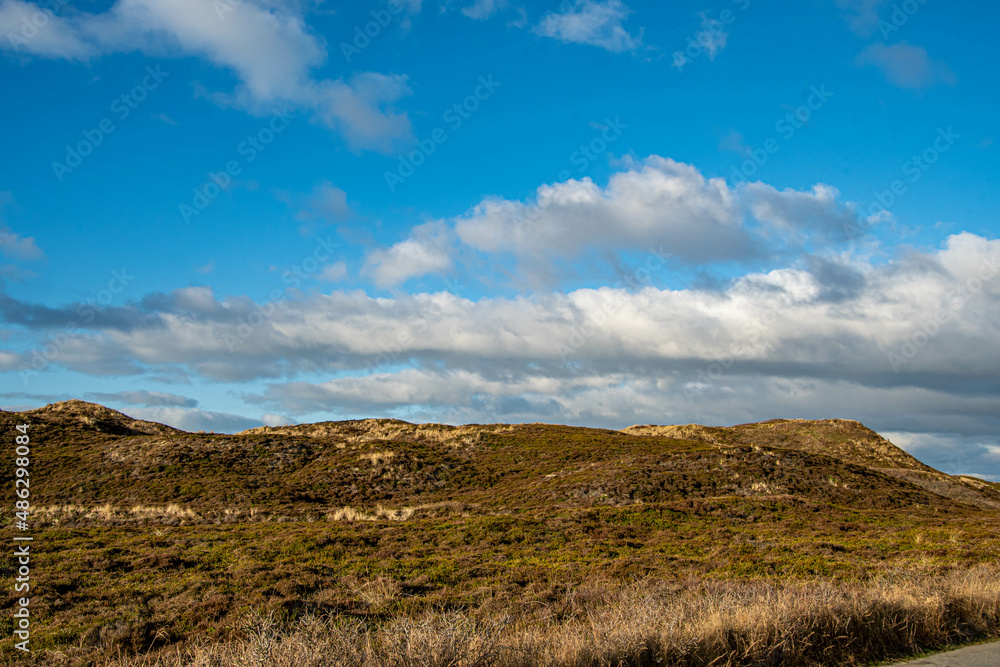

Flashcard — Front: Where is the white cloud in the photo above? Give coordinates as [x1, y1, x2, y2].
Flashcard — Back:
[363, 221, 453, 287]
[460, 0, 507, 20]
[319, 261, 348, 282]
[533, 0, 642, 53]
[119, 0, 325, 100]
[455, 156, 750, 271]
[18, 231, 997, 388]
[0, 0, 94, 58]
[380, 156, 867, 286]
[0, 0, 413, 151]
[856, 42, 957, 90]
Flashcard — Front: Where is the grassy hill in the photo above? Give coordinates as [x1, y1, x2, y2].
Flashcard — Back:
[2, 401, 1000, 665]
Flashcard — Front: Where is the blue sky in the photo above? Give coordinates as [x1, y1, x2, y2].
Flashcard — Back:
[1, 0, 999, 479]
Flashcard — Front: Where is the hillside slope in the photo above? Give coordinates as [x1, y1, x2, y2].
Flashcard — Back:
[623, 419, 1000, 509]
[2, 402, 998, 525]
[622, 419, 930, 470]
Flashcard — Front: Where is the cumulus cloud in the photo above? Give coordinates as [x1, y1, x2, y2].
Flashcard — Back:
[455, 157, 750, 269]
[856, 42, 957, 89]
[533, 0, 642, 53]
[0, 0, 412, 151]
[364, 156, 870, 287]
[363, 221, 453, 287]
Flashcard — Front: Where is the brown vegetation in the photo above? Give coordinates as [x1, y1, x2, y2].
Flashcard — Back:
[34, 566, 1000, 667]
[2, 401, 999, 665]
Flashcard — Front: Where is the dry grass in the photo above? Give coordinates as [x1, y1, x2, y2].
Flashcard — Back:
[31, 503, 201, 525]
[83, 566, 1000, 667]
[239, 419, 517, 451]
[325, 501, 477, 522]
[361, 451, 398, 465]
[29, 501, 480, 526]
